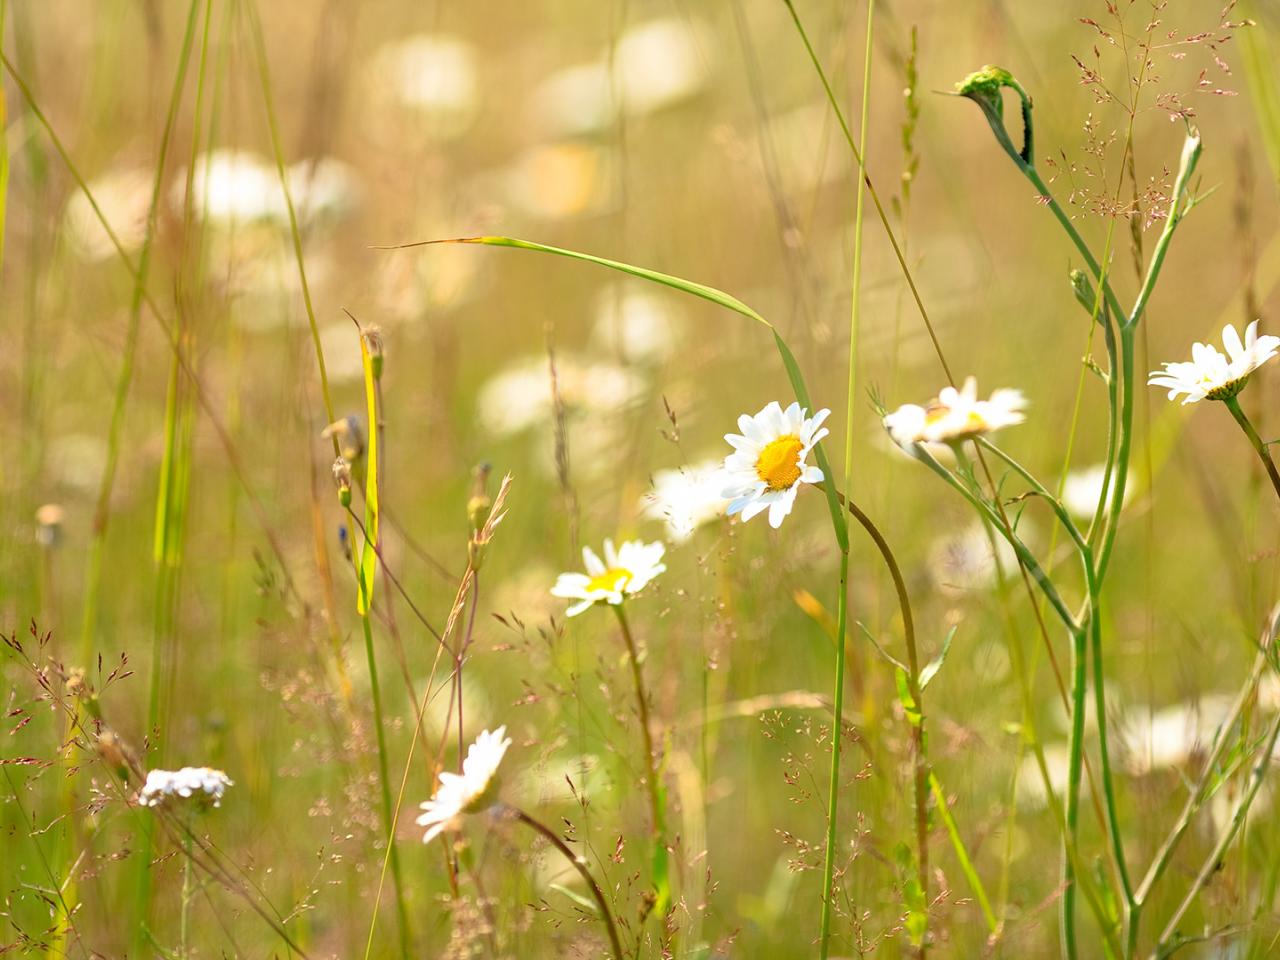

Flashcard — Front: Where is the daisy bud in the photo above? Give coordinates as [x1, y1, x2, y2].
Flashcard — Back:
[332, 457, 353, 508]
[362, 326, 385, 381]
[1069, 269, 1098, 318]
[954, 64, 1033, 167]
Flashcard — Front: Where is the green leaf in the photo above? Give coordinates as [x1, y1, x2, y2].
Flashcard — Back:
[919, 626, 957, 690]
[356, 334, 379, 614]
[855, 620, 907, 673]
[895, 668, 922, 728]
[548, 883, 600, 916]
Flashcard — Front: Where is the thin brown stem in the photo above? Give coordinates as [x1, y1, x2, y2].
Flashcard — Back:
[613, 604, 662, 842]
[509, 806, 624, 960]
[821, 483, 928, 949]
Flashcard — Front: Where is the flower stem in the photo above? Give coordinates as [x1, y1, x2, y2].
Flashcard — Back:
[1224, 395, 1280, 505]
[822, 485, 929, 953]
[509, 806, 624, 960]
[818, 547, 851, 958]
[612, 604, 666, 906]
[358, 584, 412, 958]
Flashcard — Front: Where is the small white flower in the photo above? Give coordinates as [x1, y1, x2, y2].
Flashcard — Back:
[1148, 321, 1280, 404]
[551, 539, 666, 617]
[721, 401, 830, 529]
[178, 149, 284, 225]
[1061, 464, 1133, 520]
[138, 767, 234, 809]
[884, 377, 1026, 447]
[642, 460, 731, 542]
[416, 727, 512, 843]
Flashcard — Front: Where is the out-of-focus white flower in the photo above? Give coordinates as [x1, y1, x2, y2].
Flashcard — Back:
[1061, 464, 1134, 520]
[178, 149, 284, 225]
[551, 539, 666, 617]
[1121, 696, 1235, 775]
[1148, 321, 1280, 404]
[642, 460, 730, 542]
[476, 355, 646, 435]
[614, 18, 710, 115]
[64, 166, 154, 261]
[417, 727, 511, 843]
[721, 401, 829, 529]
[530, 19, 710, 137]
[884, 377, 1026, 447]
[371, 34, 479, 138]
[503, 143, 616, 220]
[1016, 743, 1070, 811]
[138, 767, 234, 809]
[927, 521, 1020, 593]
[288, 157, 360, 227]
[592, 287, 681, 363]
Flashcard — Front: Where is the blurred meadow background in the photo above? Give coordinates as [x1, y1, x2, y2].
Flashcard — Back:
[4, 1, 1280, 957]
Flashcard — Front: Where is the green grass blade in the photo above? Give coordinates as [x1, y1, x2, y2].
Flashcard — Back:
[357, 334, 379, 615]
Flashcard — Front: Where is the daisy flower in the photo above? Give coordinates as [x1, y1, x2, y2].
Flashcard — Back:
[138, 767, 234, 809]
[417, 727, 512, 843]
[551, 539, 666, 617]
[1148, 320, 1280, 404]
[884, 377, 1025, 447]
[721, 401, 830, 529]
[641, 460, 730, 542]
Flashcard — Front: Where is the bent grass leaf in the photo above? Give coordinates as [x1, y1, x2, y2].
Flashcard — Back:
[386, 235, 850, 551]
[919, 625, 957, 690]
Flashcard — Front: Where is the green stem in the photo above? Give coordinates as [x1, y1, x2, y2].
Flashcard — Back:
[1224, 395, 1280, 505]
[928, 772, 996, 934]
[612, 604, 667, 911]
[818, 546, 850, 958]
[912, 448, 1078, 632]
[358, 574, 412, 958]
[824, 486, 929, 954]
[821, 1, 874, 953]
[1131, 635, 1273, 954]
[1155, 671, 1280, 955]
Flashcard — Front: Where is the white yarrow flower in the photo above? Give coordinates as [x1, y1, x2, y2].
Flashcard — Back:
[551, 539, 666, 617]
[642, 460, 731, 542]
[138, 767, 234, 809]
[721, 401, 830, 529]
[884, 376, 1026, 447]
[1148, 320, 1280, 404]
[417, 727, 512, 843]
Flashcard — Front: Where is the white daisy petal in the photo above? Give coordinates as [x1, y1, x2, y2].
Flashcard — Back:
[1148, 321, 1278, 404]
[550, 538, 666, 616]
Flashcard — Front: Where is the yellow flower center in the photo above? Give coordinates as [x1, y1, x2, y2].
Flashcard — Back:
[586, 568, 633, 593]
[755, 435, 804, 491]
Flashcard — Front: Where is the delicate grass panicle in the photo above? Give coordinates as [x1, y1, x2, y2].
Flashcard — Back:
[5, 4, 1280, 960]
